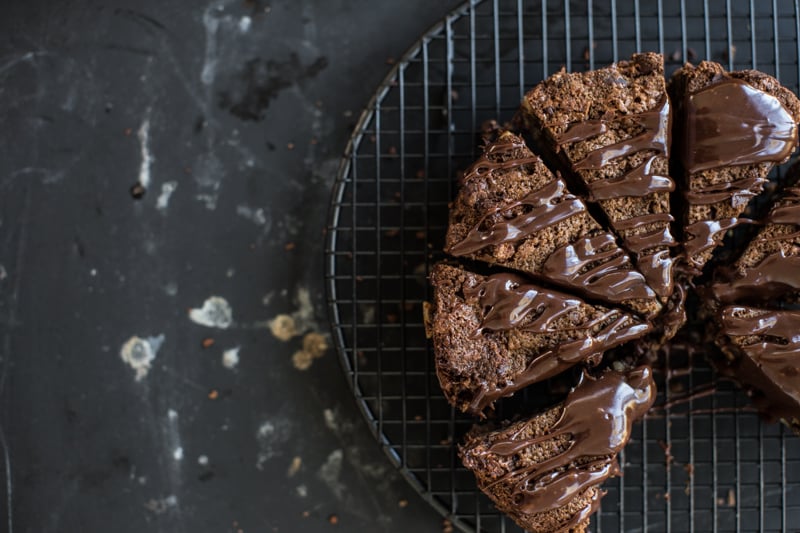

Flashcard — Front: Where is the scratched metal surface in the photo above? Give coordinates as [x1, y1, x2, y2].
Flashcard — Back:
[0, 1, 461, 532]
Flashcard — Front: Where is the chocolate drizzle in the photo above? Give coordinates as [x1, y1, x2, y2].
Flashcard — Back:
[712, 251, 800, 303]
[718, 307, 800, 423]
[446, 178, 585, 256]
[683, 78, 799, 174]
[767, 187, 800, 225]
[541, 233, 657, 304]
[464, 273, 651, 414]
[482, 367, 656, 517]
[684, 176, 767, 207]
[683, 218, 751, 263]
[555, 97, 676, 298]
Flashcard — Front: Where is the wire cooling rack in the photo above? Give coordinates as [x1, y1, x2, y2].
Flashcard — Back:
[325, 1, 800, 531]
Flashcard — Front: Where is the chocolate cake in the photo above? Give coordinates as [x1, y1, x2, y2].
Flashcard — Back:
[712, 187, 800, 304]
[445, 131, 661, 318]
[424, 52, 800, 531]
[459, 367, 656, 533]
[521, 52, 677, 301]
[427, 263, 651, 416]
[669, 60, 800, 272]
[714, 305, 800, 433]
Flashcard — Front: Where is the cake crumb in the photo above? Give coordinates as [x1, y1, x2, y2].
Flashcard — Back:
[208, 389, 219, 400]
[328, 514, 338, 525]
[303, 332, 328, 358]
[398, 499, 408, 508]
[287, 456, 302, 477]
[201, 337, 215, 349]
[292, 350, 313, 370]
[727, 488, 736, 506]
[284, 242, 296, 251]
[442, 519, 453, 533]
[270, 315, 297, 341]
[658, 440, 673, 467]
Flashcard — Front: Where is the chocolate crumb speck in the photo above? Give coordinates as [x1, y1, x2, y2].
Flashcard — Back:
[201, 337, 215, 349]
[287, 142, 295, 150]
[285, 242, 296, 251]
[328, 514, 338, 525]
[208, 389, 219, 400]
[398, 499, 408, 508]
[130, 183, 146, 199]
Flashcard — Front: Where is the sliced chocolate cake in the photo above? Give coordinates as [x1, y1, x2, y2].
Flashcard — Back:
[669, 60, 800, 272]
[714, 305, 800, 433]
[460, 366, 656, 532]
[445, 130, 661, 318]
[427, 263, 651, 416]
[712, 187, 800, 304]
[521, 53, 677, 301]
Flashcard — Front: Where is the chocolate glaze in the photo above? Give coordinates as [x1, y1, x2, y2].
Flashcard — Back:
[587, 155, 675, 200]
[481, 367, 655, 517]
[683, 218, 751, 264]
[464, 273, 651, 414]
[464, 273, 591, 334]
[712, 251, 800, 303]
[718, 306, 800, 424]
[683, 78, 799, 174]
[684, 176, 767, 207]
[555, 97, 676, 298]
[767, 188, 800, 224]
[447, 178, 585, 256]
[541, 233, 657, 304]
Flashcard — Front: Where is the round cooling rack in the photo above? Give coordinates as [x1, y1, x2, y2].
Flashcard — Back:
[325, 1, 800, 532]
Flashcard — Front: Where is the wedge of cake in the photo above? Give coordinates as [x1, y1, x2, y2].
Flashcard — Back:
[669, 60, 800, 271]
[714, 305, 800, 433]
[426, 263, 651, 416]
[459, 366, 656, 532]
[445, 131, 661, 318]
[521, 53, 677, 300]
[712, 187, 800, 303]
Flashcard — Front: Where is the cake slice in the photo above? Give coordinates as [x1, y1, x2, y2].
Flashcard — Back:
[426, 263, 651, 416]
[714, 305, 800, 433]
[459, 366, 656, 532]
[669, 60, 800, 272]
[712, 187, 800, 304]
[445, 131, 661, 318]
[521, 53, 677, 300]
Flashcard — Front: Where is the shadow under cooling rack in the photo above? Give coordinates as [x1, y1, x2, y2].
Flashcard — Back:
[325, 1, 800, 531]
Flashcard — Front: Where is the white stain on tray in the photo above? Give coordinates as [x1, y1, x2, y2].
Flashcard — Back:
[156, 180, 178, 211]
[222, 346, 240, 369]
[137, 117, 154, 189]
[189, 296, 233, 328]
[120, 334, 164, 380]
[317, 449, 345, 500]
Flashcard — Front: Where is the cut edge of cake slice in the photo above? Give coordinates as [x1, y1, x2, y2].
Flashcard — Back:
[459, 366, 656, 532]
[714, 305, 800, 434]
[426, 262, 651, 417]
[711, 186, 800, 304]
[444, 130, 662, 318]
[669, 60, 800, 273]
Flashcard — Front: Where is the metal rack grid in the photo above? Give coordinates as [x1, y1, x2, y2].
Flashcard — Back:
[324, 1, 800, 531]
